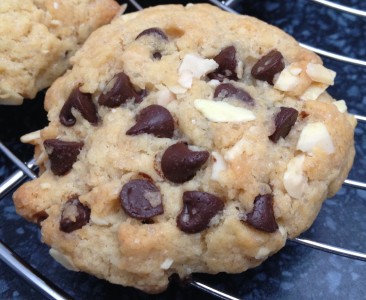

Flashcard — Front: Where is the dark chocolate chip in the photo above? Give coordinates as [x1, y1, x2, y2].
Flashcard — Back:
[44, 139, 84, 176]
[136, 27, 168, 40]
[141, 219, 155, 224]
[177, 191, 224, 233]
[126, 105, 174, 138]
[60, 198, 91, 233]
[34, 211, 49, 226]
[208, 46, 238, 81]
[120, 179, 163, 220]
[214, 83, 254, 105]
[161, 143, 209, 183]
[98, 72, 145, 108]
[269, 107, 298, 142]
[245, 194, 278, 233]
[60, 87, 99, 126]
[153, 51, 162, 60]
[251, 49, 285, 85]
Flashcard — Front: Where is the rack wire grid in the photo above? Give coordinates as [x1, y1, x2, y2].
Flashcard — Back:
[0, 0, 365, 299]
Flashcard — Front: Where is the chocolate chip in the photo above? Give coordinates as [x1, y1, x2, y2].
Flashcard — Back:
[136, 27, 168, 40]
[161, 143, 209, 183]
[60, 87, 99, 126]
[34, 211, 49, 226]
[245, 194, 278, 233]
[60, 198, 91, 233]
[214, 83, 254, 105]
[177, 191, 224, 233]
[44, 139, 84, 176]
[98, 72, 145, 108]
[126, 105, 174, 138]
[208, 46, 238, 81]
[251, 49, 285, 85]
[269, 107, 298, 142]
[153, 52, 162, 60]
[120, 179, 163, 220]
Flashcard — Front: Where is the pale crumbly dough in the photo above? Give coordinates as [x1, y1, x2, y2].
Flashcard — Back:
[0, 0, 121, 105]
[13, 4, 356, 293]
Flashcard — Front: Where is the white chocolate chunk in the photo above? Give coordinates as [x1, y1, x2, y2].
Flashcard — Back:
[160, 258, 174, 270]
[194, 99, 255, 123]
[306, 63, 336, 85]
[300, 83, 328, 101]
[49, 248, 79, 271]
[297, 122, 335, 154]
[211, 152, 226, 180]
[178, 54, 218, 88]
[20, 130, 41, 143]
[274, 64, 302, 92]
[283, 155, 308, 199]
[333, 100, 347, 113]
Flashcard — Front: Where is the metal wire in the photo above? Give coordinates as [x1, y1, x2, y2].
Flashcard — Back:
[0, 159, 37, 197]
[0, 1, 365, 300]
[299, 43, 366, 67]
[0, 142, 37, 180]
[209, 0, 366, 67]
[309, 0, 366, 17]
[293, 238, 366, 261]
[0, 241, 73, 300]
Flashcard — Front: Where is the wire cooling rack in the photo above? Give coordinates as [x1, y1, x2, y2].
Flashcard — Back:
[0, 0, 365, 299]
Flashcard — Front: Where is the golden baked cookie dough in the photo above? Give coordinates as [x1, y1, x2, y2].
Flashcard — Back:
[14, 4, 355, 293]
[0, 0, 121, 105]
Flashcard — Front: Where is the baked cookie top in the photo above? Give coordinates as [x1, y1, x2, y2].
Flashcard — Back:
[14, 4, 356, 293]
[0, 0, 121, 105]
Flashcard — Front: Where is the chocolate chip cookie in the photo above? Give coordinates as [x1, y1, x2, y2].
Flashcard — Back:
[13, 4, 356, 293]
[0, 0, 121, 105]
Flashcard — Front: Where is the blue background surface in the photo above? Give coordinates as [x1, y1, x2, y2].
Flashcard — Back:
[0, 0, 365, 299]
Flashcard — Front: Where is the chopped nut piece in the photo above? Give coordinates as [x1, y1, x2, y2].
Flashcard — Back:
[211, 152, 226, 180]
[20, 130, 41, 143]
[160, 258, 174, 270]
[194, 99, 255, 123]
[255, 247, 271, 260]
[49, 249, 79, 271]
[297, 122, 335, 154]
[333, 100, 347, 113]
[178, 54, 218, 89]
[283, 155, 308, 199]
[224, 138, 247, 161]
[300, 83, 328, 101]
[306, 63, 336, 85]
[156, 88, 176, 106]
[274, 64, 302, 92]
